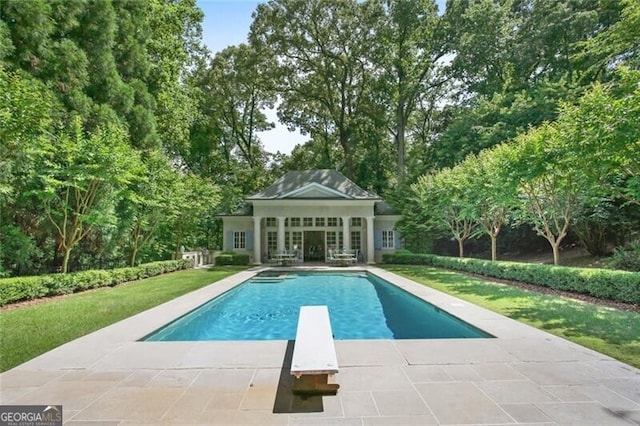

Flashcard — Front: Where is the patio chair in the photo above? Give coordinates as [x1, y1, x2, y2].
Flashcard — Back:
[326, 249, 337, 265]
[268, 251, 280, 266]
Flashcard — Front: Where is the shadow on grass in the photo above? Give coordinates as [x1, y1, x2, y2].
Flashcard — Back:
[385, 266, 640, 348]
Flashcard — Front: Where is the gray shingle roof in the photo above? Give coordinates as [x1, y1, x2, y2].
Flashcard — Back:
[247, 169, 380, 200]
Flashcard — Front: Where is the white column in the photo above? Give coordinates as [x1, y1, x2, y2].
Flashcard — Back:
[253, 216, 262, 264]
[342, 216, 350, 251]
[366, 216, 375, 264]
[277, 216, 286, 251]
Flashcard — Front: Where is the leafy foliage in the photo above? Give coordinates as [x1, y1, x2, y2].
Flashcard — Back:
[0, 1, 218, 276]
[2, 0, 639, 276]
[403, 67, 640, 265]
[250, 0, 387, 180]
[31, 119, 140, 273]
[608, 240, 640, 272]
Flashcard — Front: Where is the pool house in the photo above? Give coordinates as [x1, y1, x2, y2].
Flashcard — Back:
[220, 169, 401, 264]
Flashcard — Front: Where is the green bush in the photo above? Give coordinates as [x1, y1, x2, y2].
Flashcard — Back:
[215, 252, 250, 266]
[608, 240, 640, 272]
[382, 253, 640, 305]
[0, 260, 193, 306]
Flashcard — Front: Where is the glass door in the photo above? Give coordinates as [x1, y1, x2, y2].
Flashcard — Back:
[303, 231, 325, 261]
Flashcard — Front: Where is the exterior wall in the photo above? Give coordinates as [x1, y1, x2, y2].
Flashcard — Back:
[373, 216, 402, 263]
[253, 199, 377, 263]
[222, 216, 255, 261]
[222, 202, 402, 264]
[260, 216, 369, 260]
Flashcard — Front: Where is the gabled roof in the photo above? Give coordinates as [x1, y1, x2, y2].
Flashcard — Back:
[247, 169, 381, 200]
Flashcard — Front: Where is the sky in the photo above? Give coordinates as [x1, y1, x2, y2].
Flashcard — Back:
[196, 0, 447, 156]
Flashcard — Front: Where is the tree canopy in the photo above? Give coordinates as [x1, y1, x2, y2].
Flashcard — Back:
[2, 0, 639, 275]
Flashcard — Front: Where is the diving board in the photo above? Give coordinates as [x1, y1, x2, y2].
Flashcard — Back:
[290, 305, 340, 395]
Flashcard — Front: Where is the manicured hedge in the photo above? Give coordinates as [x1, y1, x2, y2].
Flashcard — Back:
[382, 253, 640, 305]
[214, 252, 250, 266]
[0, 260, 193, 306]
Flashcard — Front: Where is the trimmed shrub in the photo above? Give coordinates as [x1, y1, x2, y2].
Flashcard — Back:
[215, 252, 250, 266]
[0, 259, 193, 306]
[382, 253, 640, 305]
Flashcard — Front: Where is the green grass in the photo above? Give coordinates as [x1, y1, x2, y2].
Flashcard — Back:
[0, 266, 246, 372]
[383, 265, 640, 368]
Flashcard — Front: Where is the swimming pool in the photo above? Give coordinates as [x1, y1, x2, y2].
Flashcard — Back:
[143, 272, 492, 341]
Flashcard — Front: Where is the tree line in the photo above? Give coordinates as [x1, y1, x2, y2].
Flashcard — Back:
[404, 68, 640, 265]
[1, 0, 638, 275]
[1, 0, 218, 274]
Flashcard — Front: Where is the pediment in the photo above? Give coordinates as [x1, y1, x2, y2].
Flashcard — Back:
[278, 182, 350, 199]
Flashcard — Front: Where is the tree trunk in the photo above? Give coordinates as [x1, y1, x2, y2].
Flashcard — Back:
[61, 247, 72, 273]
[341, 131, 354, 180]
[457, 238, 464, 258]
[174, 225, 184, 260]
[130, 247, 138, 267]
[490, 234, 497, 261]
[396, 103, 405, 183]
[551, 241, 561, 265]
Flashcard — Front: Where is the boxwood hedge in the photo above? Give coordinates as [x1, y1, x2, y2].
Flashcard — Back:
[214, 252, 250, 266]
[382, 253, 640, 305]
[0, 259, 193, 306]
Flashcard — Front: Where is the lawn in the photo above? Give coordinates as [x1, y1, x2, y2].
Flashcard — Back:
[0, 266, 246, 372]
[383, 265, 640, 368]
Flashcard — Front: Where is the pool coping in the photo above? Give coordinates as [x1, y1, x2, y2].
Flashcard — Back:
[1, 266, 638, 425]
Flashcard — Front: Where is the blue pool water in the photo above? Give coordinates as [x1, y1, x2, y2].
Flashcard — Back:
[143, 272, 492, 341]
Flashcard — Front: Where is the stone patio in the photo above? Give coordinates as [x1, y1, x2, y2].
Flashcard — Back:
[1, 267, 638, 425]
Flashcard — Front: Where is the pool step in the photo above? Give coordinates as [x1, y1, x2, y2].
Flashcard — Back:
[252, 274, 287, 283]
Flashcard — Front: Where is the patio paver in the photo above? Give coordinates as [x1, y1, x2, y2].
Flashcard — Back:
[1, 266, 638, 425]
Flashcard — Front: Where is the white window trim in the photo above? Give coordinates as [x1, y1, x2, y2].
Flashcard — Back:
[382, 230, 395, 249]
[233, 231, 246, 249]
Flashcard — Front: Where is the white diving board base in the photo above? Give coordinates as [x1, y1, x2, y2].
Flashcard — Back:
[290, 305, 340, 395]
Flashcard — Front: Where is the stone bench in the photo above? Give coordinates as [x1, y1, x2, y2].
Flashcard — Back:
[290, 305, 340, 395]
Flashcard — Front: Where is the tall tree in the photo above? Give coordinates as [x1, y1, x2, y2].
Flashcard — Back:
[412, 167, 479, 258]
[0, 68, 55, 202]
[121, 151, 175, 266]
[32, 119, 140, 273]
[557, 68, 640, 207]
[0, 68, 57, 276]
[374, 0, 448, 181]
[200, 45, 273, 168]
[250, 0, 384, 179]
[507, 124, 581, 265]
[146, 0, 203, 156]
[186, 43, 276, 199]
[460, 147, 514, 261]
[0, 0, 203, 152]
[420, 0, 625, 172]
